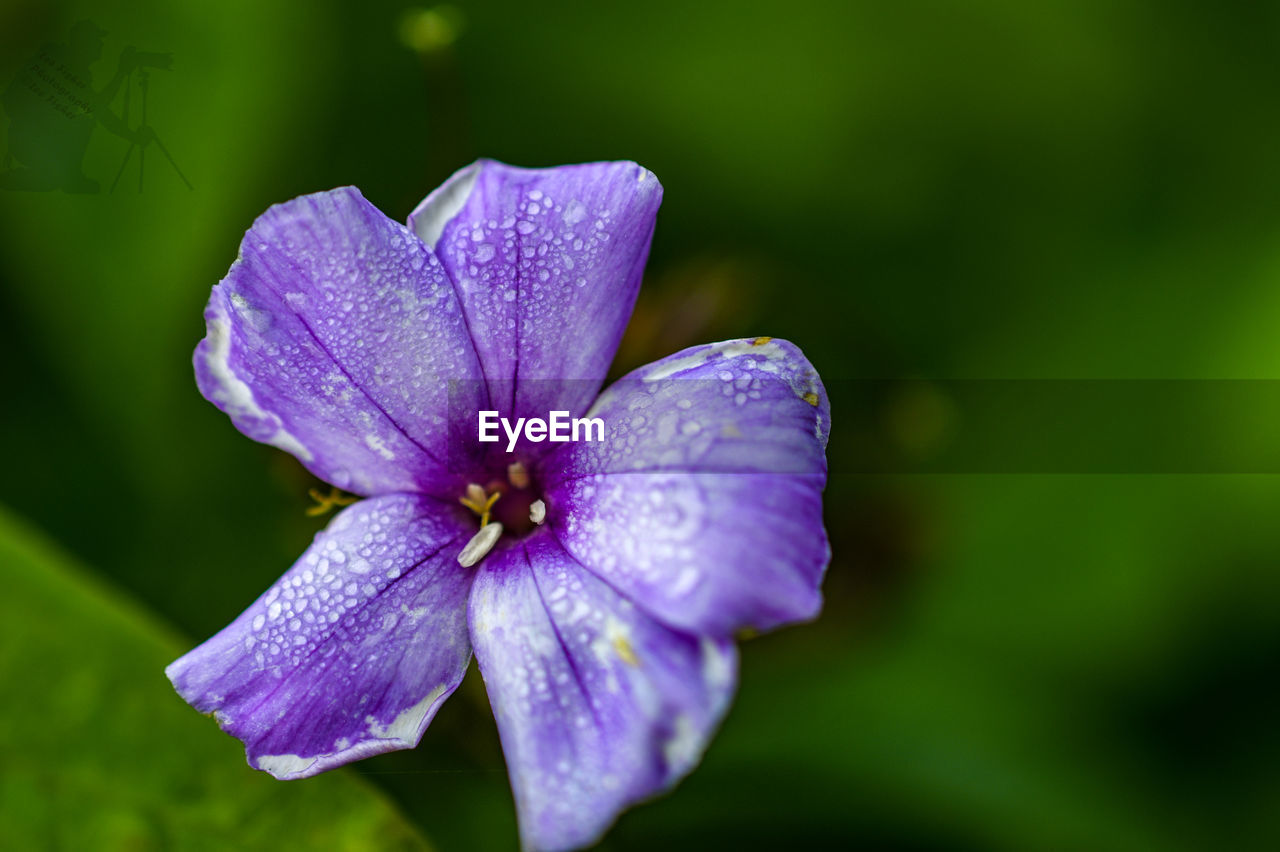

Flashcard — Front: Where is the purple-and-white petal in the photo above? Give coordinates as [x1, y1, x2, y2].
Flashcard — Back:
[195, 187, 488, 496]
[409, 160, 662, 432]
[166, 495, 474, 779]
[544, 338, 830, 636]
[468, 530, 736, 852]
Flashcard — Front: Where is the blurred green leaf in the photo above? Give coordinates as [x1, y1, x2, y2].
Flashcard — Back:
[0, 504, 430, 851]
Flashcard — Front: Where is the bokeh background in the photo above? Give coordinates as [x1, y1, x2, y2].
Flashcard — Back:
[2, 0, 1279, 849]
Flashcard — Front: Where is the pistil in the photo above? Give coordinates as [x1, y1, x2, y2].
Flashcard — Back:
[459, 483, 502, 527]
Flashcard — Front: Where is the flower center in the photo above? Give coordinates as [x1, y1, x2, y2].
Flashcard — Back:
[456, 461, 546, 567]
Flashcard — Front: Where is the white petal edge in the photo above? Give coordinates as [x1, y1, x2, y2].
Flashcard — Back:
[409, 162, 482, 249]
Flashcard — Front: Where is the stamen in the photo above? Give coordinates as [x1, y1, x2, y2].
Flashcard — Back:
[529, 499, 546, 525]
[457, 522, 503, 567]
[508, 461, 530, 489]
[306, 486, 358, 517]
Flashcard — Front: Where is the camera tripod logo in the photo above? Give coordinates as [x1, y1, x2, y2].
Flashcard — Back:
[0, 21, 191, 194]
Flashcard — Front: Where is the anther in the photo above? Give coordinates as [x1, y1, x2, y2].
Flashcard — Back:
[458, 522, 504, 567]
[508, 461, 530, 489]
[529, 499, 546, 525]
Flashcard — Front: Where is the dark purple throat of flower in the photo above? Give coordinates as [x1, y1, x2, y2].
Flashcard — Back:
[456, 460, 545, 564]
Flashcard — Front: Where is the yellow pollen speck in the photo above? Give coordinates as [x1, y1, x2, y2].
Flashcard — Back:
[306, 486, 358, 516]
[751, 336, 773, 346]
[802, 392, 820, 406]
[614, 636, 639, 666]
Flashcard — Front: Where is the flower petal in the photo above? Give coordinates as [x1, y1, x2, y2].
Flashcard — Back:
[166, 495, 474, 779]
[544, 338, 830, 636]
[195, 187, 488, 496]
[468, 531, 736, 852]
[409, 160, 662, 427]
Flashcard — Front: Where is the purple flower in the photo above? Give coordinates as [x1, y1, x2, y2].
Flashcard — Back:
[167, 160, 830, 851]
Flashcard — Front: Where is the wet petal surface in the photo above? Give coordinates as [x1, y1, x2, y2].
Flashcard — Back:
[167, 495, 474, 778]
[195, 187, 487, 495]
[544, 338, 830, 635]
[468, 530, 736, 852]
[409, 160, 662, 434]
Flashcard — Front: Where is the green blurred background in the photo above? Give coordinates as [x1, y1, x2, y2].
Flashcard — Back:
[2, 0, 1279, 849]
